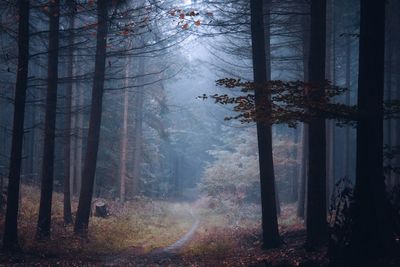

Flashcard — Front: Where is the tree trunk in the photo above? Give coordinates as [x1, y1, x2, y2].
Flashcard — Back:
[132, 58, 144, 196]
[298, 3, 310, 220]
[298, 124, 308, 219]
[74, 0, 108, 236]
[250, 0, 280, 249]
[349, 0, 395, 263]
[36, 0, 60, 239]
[344, 34, 351, 178]
[306, 0, 327, 249]
[2, 0, 30, 251]
[63, 2, 75, 225]
[74, 81, 83, 196]
[119, 58, 130, 202]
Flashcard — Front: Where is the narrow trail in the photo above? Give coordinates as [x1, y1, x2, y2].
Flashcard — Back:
[104, 205, 200, 266]
[153, 208, 199, 254]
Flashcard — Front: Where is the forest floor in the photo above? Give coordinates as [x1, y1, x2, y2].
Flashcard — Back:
[0, 186, 329, 266]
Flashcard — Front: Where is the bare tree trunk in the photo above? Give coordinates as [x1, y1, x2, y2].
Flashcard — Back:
[74, 0, 108, 236]
[306, 0, 327, 249]
[2, 0, 30, 251]
[349, 0, 396, 263]
[63, 2, 75, 225]
[36, 0, 60, 239]
[298, 2, 310, 219]
[119, 59, 130, 202]
[250, 0, 280, 249]
[75, 83, 83, 196]
[298, 124, 308, 218]
[344, 34, 351, 178]
[132, 58, 144, 196]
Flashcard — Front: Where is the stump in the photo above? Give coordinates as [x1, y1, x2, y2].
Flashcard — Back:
[94, 201, 108, 218]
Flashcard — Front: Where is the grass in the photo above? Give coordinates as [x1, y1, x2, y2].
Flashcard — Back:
[0, 185, 194, 258]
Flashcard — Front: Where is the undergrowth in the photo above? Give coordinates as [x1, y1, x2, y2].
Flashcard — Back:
[0, 185, 193, 258]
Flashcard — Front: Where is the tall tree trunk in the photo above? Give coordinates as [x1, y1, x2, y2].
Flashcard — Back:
[74, 83, 83, 196]
[298, 3, 310, 219]
[250, 0, 280, 249]
[349, 0, 395, 262]
[74, 0, 108, 236]
[344, 34, 351, 177]
[119, 59, 130, 202]
[63, 2, 75, 225]
[306, 0, 327, 249]
[298, 124, 308, 218]
[132, 58, 144, 196]
[36, 0, 60, 239]
[2, 0, 30, 251]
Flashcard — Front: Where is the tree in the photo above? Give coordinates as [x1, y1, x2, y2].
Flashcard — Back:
[250, 0, 280, 249]
[74, 0, 109, 236]
[348, 0, 396, 263]
[36, 0, 61, 239]
[2, 0, 30, 251]
[63, 1, 76, 225]
[306, 0, 327, 249]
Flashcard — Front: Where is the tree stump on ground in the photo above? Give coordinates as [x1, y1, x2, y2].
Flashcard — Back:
[94, 201, 108, 218]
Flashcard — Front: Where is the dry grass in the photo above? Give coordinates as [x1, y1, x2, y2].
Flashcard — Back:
[0, 185, 194, 258]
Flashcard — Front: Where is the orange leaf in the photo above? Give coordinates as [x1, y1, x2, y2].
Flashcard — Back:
[195, 20, 201, 26]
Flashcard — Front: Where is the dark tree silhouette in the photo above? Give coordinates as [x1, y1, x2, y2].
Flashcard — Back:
[2, 0, 30, 252]
[349, 0, 396, 263]
[36, 0, 61, 239]
[63, 1, 76, 225]
[306, 0, 327, 249]
[250, 0, 280, 249]
[74, 0, 109, 236]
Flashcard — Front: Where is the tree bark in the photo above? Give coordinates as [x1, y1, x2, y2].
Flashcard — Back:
[74, 0, 108, 236]
[36, 0, 60, 239]
[306, 0, 327, 249]
[2, 0, 30, 251]
[250, 0, 280, 249]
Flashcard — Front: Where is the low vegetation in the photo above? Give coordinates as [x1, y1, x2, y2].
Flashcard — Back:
[0, 186, 194, 260]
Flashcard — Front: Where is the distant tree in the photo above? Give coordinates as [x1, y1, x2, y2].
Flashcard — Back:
[2, 0, 30, 251]
[305, 0, 328, 249]
[63, 1, 76, 225]
[250, 0, 280, 249]
[36, 0, 61, 239]
[74, 0, 109, 236]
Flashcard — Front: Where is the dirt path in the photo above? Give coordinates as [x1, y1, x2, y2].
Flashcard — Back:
[158, 208, 199, 253]
[104, 206, 200, 266]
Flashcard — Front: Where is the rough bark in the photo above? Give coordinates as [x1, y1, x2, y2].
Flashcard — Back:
[250, 0, 280, 249]
[36, 0, 61, 239]
[306, 0, 327, 249]
[74, 0, 108, 236]
[2, 0, 30, 251]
